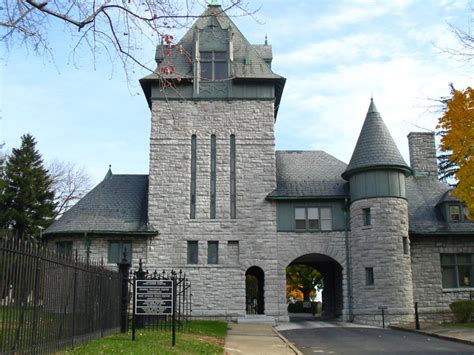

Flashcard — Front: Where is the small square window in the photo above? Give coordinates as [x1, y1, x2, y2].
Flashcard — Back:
[365, 267, 374, 286]
[363, 208, 371, 226]
[402, 237, 409, 255]
[450, 205, 461, 221]
[187, 241, 198, 264]
[207, 241, 218, 265]
[56, 241, 73, 257]
[108, 241, 132, 264]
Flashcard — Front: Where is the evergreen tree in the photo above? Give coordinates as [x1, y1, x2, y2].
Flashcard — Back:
[0, 134, 55, 238]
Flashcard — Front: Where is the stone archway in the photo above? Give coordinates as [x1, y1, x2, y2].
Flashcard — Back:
[245, 266, 264, 315]
[287, 253, 343, 319]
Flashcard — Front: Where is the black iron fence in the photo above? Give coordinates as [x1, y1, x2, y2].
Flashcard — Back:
[0, 235, 122, 354]
[127, 260, 192, 332]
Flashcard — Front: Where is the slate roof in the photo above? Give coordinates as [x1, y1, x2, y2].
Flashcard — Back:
[406, 176, 474, 234]
[267, 151, 349, 199]
[342, 99, 410, 180]
[44, 174, 153, 236]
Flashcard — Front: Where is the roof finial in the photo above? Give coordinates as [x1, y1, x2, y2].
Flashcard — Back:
[265, 34, 268, 45]
[367, 96, 378, 114]
[208, 0, 220, 7]
[104, 165, 112, 180]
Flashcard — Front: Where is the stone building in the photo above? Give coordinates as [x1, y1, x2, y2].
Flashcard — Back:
[44, 5, 474, 325]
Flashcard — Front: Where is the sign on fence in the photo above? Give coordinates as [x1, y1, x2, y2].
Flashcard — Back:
[135, 280, 174, 315]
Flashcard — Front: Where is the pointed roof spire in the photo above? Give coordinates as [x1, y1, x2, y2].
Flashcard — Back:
[342, 98, 410, 180]
[367, 96, 378, 114]
[265, 34, 268, 45]
[104, 165, 113, 180]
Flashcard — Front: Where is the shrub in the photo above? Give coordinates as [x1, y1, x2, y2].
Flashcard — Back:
[449, 300, 474, 323]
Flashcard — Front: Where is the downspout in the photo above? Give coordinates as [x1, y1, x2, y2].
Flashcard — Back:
[343, 198, 353, 322]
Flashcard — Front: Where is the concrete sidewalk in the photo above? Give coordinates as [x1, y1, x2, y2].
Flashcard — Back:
[224, 323, 297, 355]
[390, 323, 474, 346]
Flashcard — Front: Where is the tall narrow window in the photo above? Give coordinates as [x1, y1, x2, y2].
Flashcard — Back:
[190, 135, 197, 219]
[187, 241, 198, 264]
[228, 241, 239, 264]
[402, 237, 409, 255]
[365, 267, 374, 286]
[230, 134, 236, 219]
[363, 208, 371, 226]
[208, 241, 219, 264]
[210, 135, 216, 219]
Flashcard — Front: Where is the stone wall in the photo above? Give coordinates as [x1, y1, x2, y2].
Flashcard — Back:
[147, 99, 280, 318]
[276, 231, 349, 320]
[47, 235, 149, 270]
[410, 234, 474, 322]
[350, 197, 414, 325]
[407, 132, 438, 177]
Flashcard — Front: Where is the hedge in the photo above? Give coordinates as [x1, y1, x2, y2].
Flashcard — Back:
[449, 300, 474, 323]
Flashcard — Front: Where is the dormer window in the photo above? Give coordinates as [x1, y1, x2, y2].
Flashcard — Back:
[450, 205, 461, 221]
[448, 204, 471, 222]
[200, 51, 227, 81]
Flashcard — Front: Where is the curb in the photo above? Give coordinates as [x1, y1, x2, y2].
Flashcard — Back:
[389, 325, 474, 346]
[272, 327, 303, 355]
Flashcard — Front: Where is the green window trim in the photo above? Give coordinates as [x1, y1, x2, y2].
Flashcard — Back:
[108, 241, 132, 264]
[187, 241, 198, 264]
[210, 134, 216, 219]
[190, 135, 197, 219]
[448, 203, 471, 223]
[294, 206, 333, 231]
[441, 253, 474, 288]
[200, 51, 228, 81]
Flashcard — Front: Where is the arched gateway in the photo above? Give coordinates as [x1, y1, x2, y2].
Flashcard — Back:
[245, 266, 265, 315]
[286, 253, 344, 319]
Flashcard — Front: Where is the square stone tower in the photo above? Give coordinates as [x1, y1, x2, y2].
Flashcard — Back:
[139, 5, 285, 317]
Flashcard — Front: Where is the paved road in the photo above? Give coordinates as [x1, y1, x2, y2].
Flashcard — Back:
[276, 321, 474, 354]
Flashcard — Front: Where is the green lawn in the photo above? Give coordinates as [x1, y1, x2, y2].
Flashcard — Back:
[447, 322, 474, 329]
[61, 320, 228, 355]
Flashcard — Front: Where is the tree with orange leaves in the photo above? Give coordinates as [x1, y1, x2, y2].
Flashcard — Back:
[286, 264, 322, 302]
[437, 85, 474, 213]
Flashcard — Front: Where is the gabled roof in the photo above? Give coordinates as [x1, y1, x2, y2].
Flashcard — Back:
[44, 174, 154, 236]
[406, 176, 474, 234]
[342, 99, 410, 180]
[139, 5, 285, 116]
[268, 151, 349, 199]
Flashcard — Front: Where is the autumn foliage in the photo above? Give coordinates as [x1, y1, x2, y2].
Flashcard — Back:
[286, 264, 322, 302]
[437, 86, 474, 212]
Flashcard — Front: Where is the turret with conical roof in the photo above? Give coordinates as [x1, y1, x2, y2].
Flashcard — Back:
[346, 98, 414, 325]
[342, 98, 410, 180]
[343, 99, 411, 202]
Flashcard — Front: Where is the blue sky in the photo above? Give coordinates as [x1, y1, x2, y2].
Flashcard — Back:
[1, 0, 472, 186]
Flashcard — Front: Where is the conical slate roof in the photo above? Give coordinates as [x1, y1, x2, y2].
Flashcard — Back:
[342, 99, 410, 180]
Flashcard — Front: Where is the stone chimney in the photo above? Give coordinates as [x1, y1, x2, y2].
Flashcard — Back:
[407, 132, 438, 177]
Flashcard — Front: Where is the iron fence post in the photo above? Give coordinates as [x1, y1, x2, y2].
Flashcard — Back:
[135, 259, 146, 329]
[72, 249, 79, 348]
[415, 302, 420, 330]
[118, 251, 131, 333]
[31, 242, 41, 351]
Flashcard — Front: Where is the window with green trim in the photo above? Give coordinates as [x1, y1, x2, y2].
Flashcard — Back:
[294, 207, 332, 231]
[200, 51, 227, 81]
[108, 241, 132, 264]
[441, 254, 474, 288]
[448, 204, 471, 222]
